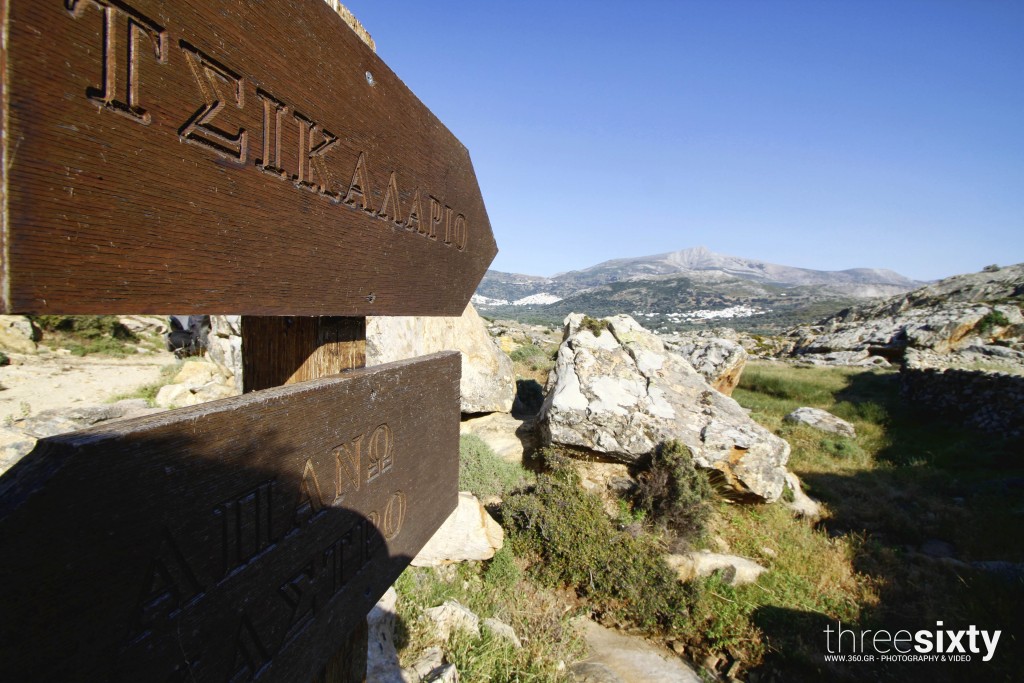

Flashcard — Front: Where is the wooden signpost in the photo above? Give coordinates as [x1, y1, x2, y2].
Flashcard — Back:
[0, 0, 496, 316]
[0, 353, 460, 682]
[0, 1, 496, 681]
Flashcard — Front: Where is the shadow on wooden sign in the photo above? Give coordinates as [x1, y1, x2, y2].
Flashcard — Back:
[0, 352, 460, 683]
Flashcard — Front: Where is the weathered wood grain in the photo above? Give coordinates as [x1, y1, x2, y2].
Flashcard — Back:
[0, 352, 461, 683]
[0, 0, 495, 315]
[241, 316, 366, 393]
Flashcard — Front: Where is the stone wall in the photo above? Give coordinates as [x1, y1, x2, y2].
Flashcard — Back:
[901, 352, 1024, 438]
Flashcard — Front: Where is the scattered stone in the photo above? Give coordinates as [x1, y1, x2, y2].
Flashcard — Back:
[367, 303, 515, 414]
[666, 551, 767, 586]
[14, 399, 159, 438]
[412, 492, 503, 567]
[117, 315, 169, 336]
[401, 647, 446, 683]
[571, 618, 701, 683]
[570, 661, 622, 683]
[540, 314, 790, 502]
[154, 359, 239, 408]
[423, 600, 480, 641]
[783, 471, 822, 520]
[784, 407, 856, 438]
[482, 617, 522, 648]
[459, 412, 538, 464]
[367, 587, 402, 683]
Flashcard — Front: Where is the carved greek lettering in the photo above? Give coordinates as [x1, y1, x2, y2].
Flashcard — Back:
[227, 615, 270, 683]
[333, 435, 363, 502]
[344, 152, 374, 212]
[406, 188, 423, 233]
[453, 214, 468, 251]
[256, 89, 289, 179]
[279, 561, 318, 647]
[293, 458, 325, 528]
[365, 424, 394, 483]
[214, 480, 274, 580]
[65, 0, 167, 124]
[291, 111, 339, 196]
[132, 528, 203, 638]
[179, 41, 247, 161]
[381, 491, 407, 541]
[427, 196, 443, 240]
[443, 206, 455, 245]
[320, 519, 367, 597]
[377, 172, 403, 226]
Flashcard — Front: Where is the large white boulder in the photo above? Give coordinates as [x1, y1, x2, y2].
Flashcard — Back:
[540, 314, 790, 502]
[367, 304, 515, 414]
[411, 492, 504, 567]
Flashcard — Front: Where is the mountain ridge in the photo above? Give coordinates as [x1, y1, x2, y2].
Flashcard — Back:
[474, 247, 926, 333]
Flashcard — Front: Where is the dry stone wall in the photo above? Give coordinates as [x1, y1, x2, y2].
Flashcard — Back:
[901, 350, 1024, 438]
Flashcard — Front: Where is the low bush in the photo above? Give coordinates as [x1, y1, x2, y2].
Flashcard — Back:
[458, 434, 533, 499]
[30, 315, 141, 357]
[975, 309, 1010, 336]
[635, 440, 714, 549]
[580, 316, 609, 337]
[502, 450, 692, 634]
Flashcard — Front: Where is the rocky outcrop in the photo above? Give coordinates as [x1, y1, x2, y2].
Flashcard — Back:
[423, 600, 481, 641]
[665, 333, 747, 396]
[367, 304, 515, 414]
[206, 315, 243, 393]
[570, 618, 701, 683]
[786, 264, 1024, 363]
[411, 492, 504, 567]
[0, 316, 39, 353]
[0, 399, 163, 475]
[784, 407, 856, 438]
[367, 587, 402, 683]
[154, 360, 238, 408]
[459, 412, 538, 464]
[665, 551, 767, 587]
[540, 314, 790, 502]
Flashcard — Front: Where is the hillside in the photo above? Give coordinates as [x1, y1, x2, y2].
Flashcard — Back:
[474, 247, 922, 332]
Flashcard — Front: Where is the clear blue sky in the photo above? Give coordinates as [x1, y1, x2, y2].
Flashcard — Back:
[342, 0, 1024, 282]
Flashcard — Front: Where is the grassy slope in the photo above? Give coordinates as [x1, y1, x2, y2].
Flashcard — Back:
[730, 362, 1024, 681]
[394, 362, 1023, 681]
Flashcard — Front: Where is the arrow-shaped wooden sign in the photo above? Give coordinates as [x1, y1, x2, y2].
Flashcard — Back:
[0, 0, 496, 315]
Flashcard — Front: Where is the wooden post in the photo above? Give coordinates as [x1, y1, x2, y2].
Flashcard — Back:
[241, 315, 369, 683]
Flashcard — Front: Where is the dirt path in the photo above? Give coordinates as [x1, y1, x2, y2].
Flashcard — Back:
[0, 349, 178, 423]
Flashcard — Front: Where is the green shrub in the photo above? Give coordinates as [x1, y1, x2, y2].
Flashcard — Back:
[502, 452, 692, 634]
[30, 315, 139, 356]
[580, 316, 609, 337]
[975, 309, 1011, 336]
[635, 440, 714, 548]
[458, 434, 533, 498]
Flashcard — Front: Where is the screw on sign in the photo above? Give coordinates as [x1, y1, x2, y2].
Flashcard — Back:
[0, 1, 496, 682]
